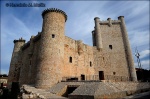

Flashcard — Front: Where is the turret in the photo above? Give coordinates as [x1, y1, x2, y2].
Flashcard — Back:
[92, 30, 96, 46]
[35, 8, 67, 89]
[118, 16, 137, 81]
[94, 17, 103, 50]
[107, 18, 112, 27]
[8, 38, 25, 87]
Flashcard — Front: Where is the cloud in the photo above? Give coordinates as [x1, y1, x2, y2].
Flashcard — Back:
[129, 30, 149, 49]
[140, 50, 150, 59]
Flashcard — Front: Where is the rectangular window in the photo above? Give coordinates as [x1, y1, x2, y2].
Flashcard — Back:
[52, 34, 55, 38]
[113, 72, 116, 75]
[109, 45, 112, 49]
[81, 74, 85, 80]
[90, 61, 92, 67]
[99, 71, 104, 80]
[69, 57, 72, 63]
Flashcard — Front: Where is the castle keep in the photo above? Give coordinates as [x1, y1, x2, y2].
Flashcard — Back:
[8, 8, 137, 89]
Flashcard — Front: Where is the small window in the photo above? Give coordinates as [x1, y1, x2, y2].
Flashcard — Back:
[113, 72, 116, 75]
[52, 34, 55, 38]
[103, 57, 104, 60]
[109, 45, 112, 49]
[90, 61, 92, 67]
[69, 57, 72, 63]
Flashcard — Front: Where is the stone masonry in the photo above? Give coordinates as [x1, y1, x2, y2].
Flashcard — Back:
[8, 8, 137, 89]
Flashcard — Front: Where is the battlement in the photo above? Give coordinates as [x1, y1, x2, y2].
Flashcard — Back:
[13, 37, 25, 43]
[99, 16, 125, 25]
[100, 18, 121, 25]
[42, 8, 67, 22]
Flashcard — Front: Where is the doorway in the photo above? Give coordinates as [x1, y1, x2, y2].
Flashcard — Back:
[81, 74, 85, 80]
[99, 71, 104, 80]
[62, 86, 78, 97]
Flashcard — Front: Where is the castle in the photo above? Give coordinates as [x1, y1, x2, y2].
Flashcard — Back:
[8, 8, 137, 89]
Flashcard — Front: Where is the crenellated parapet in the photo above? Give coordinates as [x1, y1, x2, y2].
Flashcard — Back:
[13, 37, 25, 43]
[99, 18, 121, 26]
[42, 8, 67, 22]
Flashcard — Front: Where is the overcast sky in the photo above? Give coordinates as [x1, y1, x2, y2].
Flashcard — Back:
[1, 0, 149, 74]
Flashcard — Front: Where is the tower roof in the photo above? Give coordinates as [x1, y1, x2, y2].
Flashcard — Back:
[42, 8, 67, 22]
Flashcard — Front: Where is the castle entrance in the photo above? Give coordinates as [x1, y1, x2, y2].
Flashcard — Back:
[99, 71, 104, 80]
[81, 74, 85, 80]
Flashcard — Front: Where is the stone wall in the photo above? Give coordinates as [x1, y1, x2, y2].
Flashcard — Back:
[63, 36, 95, 80]
[93, 23, 130, 81]
[19, 35, 41, 85]
[19, 42, 31, 85]
[8, 8, 135, 88]
[8, 39, 25, 87]
[35, 8, 66, 89]
[18, 23, 131, 85]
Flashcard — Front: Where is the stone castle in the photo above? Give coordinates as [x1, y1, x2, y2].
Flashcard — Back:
[8, 8, 137, 89]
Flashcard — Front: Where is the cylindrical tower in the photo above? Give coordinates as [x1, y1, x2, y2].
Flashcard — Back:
[118, 16, 137, 81]
[92, 30, 96, 46]
[94, 17, 103, 50]
[8, 38, 25, 87]
[35, 8, 67, 89]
